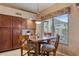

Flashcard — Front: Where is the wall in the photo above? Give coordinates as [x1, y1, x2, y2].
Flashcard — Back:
[39, 3, 79, 55]
[0, 5, 36, 19]
[58, 4, 79, 56]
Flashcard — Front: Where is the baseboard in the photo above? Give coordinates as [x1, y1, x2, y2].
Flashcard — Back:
[0, 48, 20, 53]
[57, 51, 68, 56]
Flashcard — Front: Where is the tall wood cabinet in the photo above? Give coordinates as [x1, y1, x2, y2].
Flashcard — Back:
[0, 28, 12, 51]
[0, 14, 22, 52]
[0, 15, 12, 52]
[12, 16, 22, 49]
[0, 14, 36, 52]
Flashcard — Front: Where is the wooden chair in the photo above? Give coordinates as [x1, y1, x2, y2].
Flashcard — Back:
[19, 35, 35, 56]
[41, 34, 60, 56]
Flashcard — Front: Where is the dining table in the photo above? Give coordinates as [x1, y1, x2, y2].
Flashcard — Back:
[29, 36, 56, 56]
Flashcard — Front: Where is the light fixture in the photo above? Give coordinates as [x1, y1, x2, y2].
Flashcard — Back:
[35, 3, 42, 24]
[35, 21, 41, 24]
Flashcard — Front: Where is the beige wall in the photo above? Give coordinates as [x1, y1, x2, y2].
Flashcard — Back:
[58, 4, 79, 56]
[38, 3, 79, 55]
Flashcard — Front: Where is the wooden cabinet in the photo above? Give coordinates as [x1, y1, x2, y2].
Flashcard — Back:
[12, 16, 22, 28]
[21, 19, 27, 29]
[0, 28, 12, 51]
[12, 28, 21, 49]
[26, 20, 36, 29]
[12, 16, 22, 49]
[21, 19, 36, 29]
[0, 14, 22, 52]
[0, 14, 12, 52]
[0, 14, 36, 52]
[0, 14, 12, 27]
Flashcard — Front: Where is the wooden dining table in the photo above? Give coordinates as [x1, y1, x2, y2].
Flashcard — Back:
[30, 36, 56, 56]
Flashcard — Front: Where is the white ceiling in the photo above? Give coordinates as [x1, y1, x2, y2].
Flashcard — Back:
[0, 3, 55, 13]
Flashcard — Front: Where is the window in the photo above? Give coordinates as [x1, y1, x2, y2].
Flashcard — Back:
[43, 13, 69, 44]
[43, 18, 54, 36]
[54, 14, 69, 44]
[44, 21, 49, 33]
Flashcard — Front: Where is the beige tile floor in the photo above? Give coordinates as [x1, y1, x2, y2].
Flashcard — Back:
[0, 49, 67, 56]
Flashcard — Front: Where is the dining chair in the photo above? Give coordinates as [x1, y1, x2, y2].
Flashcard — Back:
[19, 35, 35, 56]
[41, 34, 60, 56]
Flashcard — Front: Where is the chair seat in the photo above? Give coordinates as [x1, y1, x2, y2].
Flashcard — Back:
[43, 44, 55, 49]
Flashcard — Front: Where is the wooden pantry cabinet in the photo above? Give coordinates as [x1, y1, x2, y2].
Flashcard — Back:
[0, 14, 24, 52]
[0, 14, 36, 52]
[0, 15, 13, 52]
[12, 16, 22, 49]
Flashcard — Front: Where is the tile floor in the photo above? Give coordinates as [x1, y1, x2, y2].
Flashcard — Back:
[0, 49, 67, 56]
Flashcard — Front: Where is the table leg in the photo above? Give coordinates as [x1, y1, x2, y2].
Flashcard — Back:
[38, 43, 41, 54]
[35, 43, 39, 56]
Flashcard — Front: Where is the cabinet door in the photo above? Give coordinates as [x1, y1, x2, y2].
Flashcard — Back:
[12, 28, 22, 49]
[12, 16, 22, 28]
[0, 28, 12, 52]
[0, 14, 12, 27]
[12, 17, 22, 49]
[21, 19, 27, 29]
[27, 20, 36, 29]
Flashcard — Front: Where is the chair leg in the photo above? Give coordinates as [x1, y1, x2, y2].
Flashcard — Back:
[21, 47, 23, 56]
[41, 48, 45, 56]
[41, 49, 44, 56]
[47, 51, 49, 56]
[27, 50, 30, 56]
[53, 51, 56, 56]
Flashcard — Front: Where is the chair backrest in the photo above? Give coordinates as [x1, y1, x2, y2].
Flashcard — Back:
[19, 35, 29, 41]
[19, 35, 29, 50]
[54, 34, 60, 51]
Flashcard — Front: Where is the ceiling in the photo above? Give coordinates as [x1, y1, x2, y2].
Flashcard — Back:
[0, 3, 55, 13]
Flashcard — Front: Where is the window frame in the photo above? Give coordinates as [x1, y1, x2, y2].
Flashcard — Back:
[53, 13, 70, 45]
